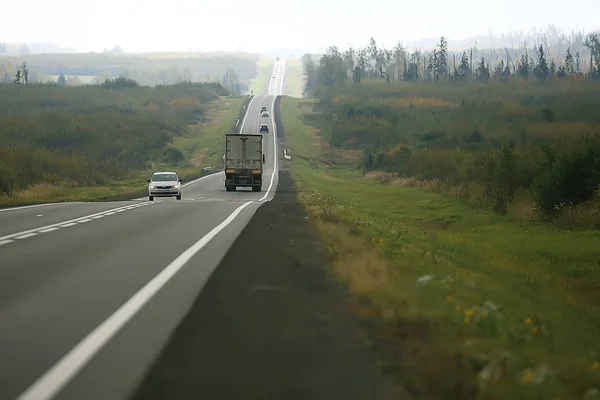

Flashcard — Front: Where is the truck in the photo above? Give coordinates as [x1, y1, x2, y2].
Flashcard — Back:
[224, 133, 266, 192]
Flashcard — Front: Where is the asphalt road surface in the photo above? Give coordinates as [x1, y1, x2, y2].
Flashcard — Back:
[0, 60, 288, 400]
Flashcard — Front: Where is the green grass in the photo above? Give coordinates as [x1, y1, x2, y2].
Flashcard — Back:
[171, 95, 245, 169]
[248, 57, 273, 95]
[281, 96, 600, 400]
[283, 59, 303, 97]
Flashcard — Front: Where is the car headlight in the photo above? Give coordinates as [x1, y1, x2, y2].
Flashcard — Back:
[150, 185, 155, 189]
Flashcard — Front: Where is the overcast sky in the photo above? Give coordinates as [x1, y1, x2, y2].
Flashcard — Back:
[2, 0, 599, 53]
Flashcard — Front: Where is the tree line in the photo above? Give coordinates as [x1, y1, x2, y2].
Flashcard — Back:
[302, 31, 600, 96]
[1, 60, 245, 93]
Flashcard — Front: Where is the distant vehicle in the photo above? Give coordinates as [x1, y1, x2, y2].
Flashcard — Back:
[224, 133, 265, 192]
[259, 124, 269, 134]
[276, 57, 280, 61]
[261, 111, 270, 118]
[271, 76, 275, 79]
[147, 172, 182, 201]
[260, 105, 268, 113]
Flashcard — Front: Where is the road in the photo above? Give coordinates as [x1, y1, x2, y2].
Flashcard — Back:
[0, 59, 287, 400]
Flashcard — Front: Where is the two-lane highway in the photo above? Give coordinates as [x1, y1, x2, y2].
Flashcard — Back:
[0, 59, 288, 400]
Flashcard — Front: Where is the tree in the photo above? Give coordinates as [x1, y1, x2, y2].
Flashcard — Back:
[20, 62, 28, 84]
[57, 73, 67, 85]
[517, 51, 531, 79]
[18, 44, 30, 55]
[583, 32, 600, 78]
[314, 46, 347, 96]
[436, 37, 449, 80]
[392, 42, 406, 81]
[181, 68, 192, 82]
[368, 37, 378, 77]
[534, 44, 550, 82]
[352, 66, 362, 84]
[564, 47, 575, 74]
[13, 68, 22, 84]
[343, 47, 355, 73]
[456, 51, 470, 81]
[67, 75, 82, 86]
[476, 58, 490, 82]
[221, 67, 240, 95]
[13, 62, 29, 84]
[302, 55, 317, 97]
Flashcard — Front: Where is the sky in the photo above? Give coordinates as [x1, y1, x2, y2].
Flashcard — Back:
[2, 0, 599, 53]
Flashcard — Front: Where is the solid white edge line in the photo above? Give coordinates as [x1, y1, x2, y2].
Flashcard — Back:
[15, 69, 286, 400]
[15, 200, 255, 400]
[0, 203, 151, 242]
[238, 94, 258, 134]
[258, 94, 279, 202]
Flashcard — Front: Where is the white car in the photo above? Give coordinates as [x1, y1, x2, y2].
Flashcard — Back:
[261, 111, 270, 118]
[147, 171, 182, 201]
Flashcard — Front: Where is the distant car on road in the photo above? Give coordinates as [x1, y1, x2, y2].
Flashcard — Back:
[276, 57, 280, 61]
[259, 124, 269, 134]
[147, 171, 182, 201]
[260, 106, 267, 113]
[261, 111, 270, 118]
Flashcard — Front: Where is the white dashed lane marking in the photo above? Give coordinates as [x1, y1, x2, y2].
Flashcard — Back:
[15, 233, 39, 240]
[0, 202, 155, 248]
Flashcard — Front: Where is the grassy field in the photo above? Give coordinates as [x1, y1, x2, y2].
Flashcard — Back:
[283, 58, 303, 98]
[281, 96, 600, 400]
[248, 57, 274, 95]
[311, 79, 600, 230]
[0, 82, 246, 207]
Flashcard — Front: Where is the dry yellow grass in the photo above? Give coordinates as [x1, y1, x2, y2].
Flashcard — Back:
[305, 205, 395, 296]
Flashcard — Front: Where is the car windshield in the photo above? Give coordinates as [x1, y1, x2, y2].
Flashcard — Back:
[151, 173, 177, 182]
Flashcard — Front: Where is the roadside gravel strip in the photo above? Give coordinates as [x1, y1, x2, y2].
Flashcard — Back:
[131, 171, 397, 400]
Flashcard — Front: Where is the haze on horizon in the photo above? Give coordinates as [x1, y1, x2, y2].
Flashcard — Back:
[2, 0, 599, 54]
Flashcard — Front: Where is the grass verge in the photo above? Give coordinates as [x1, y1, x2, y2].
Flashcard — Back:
[283, 59, 303, 98]
[280, 96, 600, 400]
[248, 57, 273, 95]
[0, 95, 248, 208]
